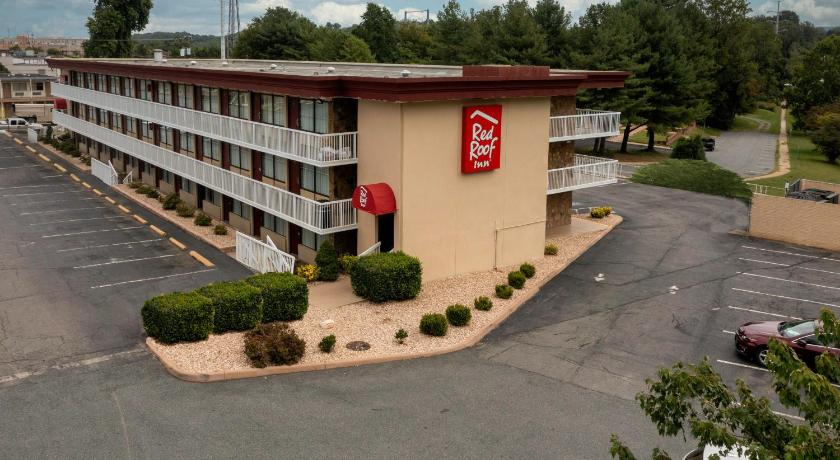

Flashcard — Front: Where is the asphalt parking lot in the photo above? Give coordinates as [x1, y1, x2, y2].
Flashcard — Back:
[0, 130, 250, 380]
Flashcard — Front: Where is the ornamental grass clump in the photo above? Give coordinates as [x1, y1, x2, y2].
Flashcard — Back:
[395, 328, 408, 344]
[318, 334, 336, 353]
[519, 262, 536, 279]
[244, 323, 306, 368]
[351, 252, 422, 302]
[162, 193, 181, 210]
[193, 212, 211, 225]
[474, 296, 493, 311]
[420, 313, 448, 336]
[246, 272, 309, 322]
[213, 224, 228, 235]
[196, 281, 262, 333]
[495, 284, 513, 299]
[141, 291, 214, 344]
[176, 202, 196, 217]
[445, 304, 471, 327]
[545, 243, 558, 256]
[508, 271, 526, 289]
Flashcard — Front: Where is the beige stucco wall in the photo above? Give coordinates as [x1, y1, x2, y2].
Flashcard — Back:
[179, 189, 198, 207]
[202, 200, 222, 220]
[261, 227, 288, 252]
[159, 180, 175, 195]
[750, 194, 840, 252]
[297, 244, 317, 265]
[229, 213, 252, 235]
[141, 169, 156, 187]
[357, 98, 549, 281]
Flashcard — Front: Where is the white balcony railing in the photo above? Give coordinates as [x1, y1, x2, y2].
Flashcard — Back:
[52, 83, 357, 167]
[54, 112, 357, 234]
[549, 109, 621, 142]
[547, 154, 619, 194]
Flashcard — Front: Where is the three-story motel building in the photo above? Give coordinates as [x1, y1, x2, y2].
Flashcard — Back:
[47, 57, 626, 281]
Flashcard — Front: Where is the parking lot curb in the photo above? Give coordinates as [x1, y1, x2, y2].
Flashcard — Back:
[14, 138, 23, 145]
[149, 224, 166, 236]
[188, 250, 214, 267]
[132, 214, 148, 224]
[104, 197, 117, 204]
[117, 205, 131, 213]
[69, 173, 80, 182]
[169, 237, 187, 250]
[54, 164, 67, 173]
[25, 146, 36, 153]
[147, 216, 623, 383]
[37, 153, 50, 162]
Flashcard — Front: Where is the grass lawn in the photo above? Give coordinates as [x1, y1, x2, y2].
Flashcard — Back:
[749, 126, 840, 192]
[631, 159, 752, 201]
[693, 125, 722, 138]
[629, 129, 668, 145]
[732, 107, 781, 135]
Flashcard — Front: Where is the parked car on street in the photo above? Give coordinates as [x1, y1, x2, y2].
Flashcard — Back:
[735, 319, 840, 367]
[0, 117, 42, 130]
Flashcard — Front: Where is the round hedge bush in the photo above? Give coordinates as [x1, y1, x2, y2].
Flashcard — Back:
[420, 313, 448, 336]
[520, 263, 536, 279]
[319, 334, 336, 353]
[495, 284, 513, 299]
[141, 291, 214, 344]
[197, 281, 263, 333]
[351, 252, 422, 302]
[315, 239, 340, 281]
[508, 271, 526, 289]
[244, 323, 306, 367]
[474, 296, 493, 311]
[446, 304, 471, 327]
[246, 272, 309, 322]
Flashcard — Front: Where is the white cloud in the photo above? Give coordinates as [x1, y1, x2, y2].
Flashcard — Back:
[753, 0, 840, 26]
[309, 2, 367, 25]
[240, 0, 292, 15]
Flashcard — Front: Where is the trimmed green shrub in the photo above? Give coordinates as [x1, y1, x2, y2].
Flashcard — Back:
[545, 244, 558, 256]
[213, 224, 228, 235]
[315, 239, 340, 281]
[244, 323, 306, 368]
[295, 264, 320, 282]
[194, 212, 211, 226]
[520, 263, 536, 279]
[445, 304, 471, 327]
[141, 291, 214, 344]
[351, 252, 422, 302]
[339, 254, 358, 275]
[474, 296, 493, 311]
[395, 328, 408, 344]
[197, 281, 262, 333]
[318, 334, 336, 353]
[590, 207, 613, 218]
[496, 284, 513, 299]
[146, 189, 160, 199]
[670, 135, 706, 161]
[246, 272, 309, 322]
[420, 313, 448, 336]
[631, 160, 752, 202]
[162, 193, 181, 210]
[128, 181, 143, 189]
[176, 202, 196, 218]
[135, 184, 153, 194]
[508, 271, 526, 289]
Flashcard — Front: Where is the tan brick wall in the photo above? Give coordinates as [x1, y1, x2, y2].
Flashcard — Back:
[801, 179, 840, 196]
[749, 194, 840, 252]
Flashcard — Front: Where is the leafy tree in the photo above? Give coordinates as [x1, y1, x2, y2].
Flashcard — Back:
[353, 4, 398, 63]
[396, 22, 434, 64]
[787, 36, 840, 129]
[310, 27, 375, 63]
[533, 0, 572, 67]
[812, 113, 840, 163]
[233, 7, 317, 60]
[610, 308, 840, 459]
[472, 0, 547, 65]
[429, 0, 477, 65]
[83, 0, 153, 58]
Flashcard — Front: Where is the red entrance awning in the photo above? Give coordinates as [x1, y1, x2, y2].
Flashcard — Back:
[53, 98, 68, 110]
[352, 183, 396, 215]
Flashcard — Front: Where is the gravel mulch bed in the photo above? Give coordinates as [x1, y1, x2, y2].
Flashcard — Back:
[114, 183, 235, 250]
[148, 215, 622, 375]
[38, 142, 92, 172]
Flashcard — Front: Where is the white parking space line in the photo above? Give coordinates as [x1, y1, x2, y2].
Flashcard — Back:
[21, 206, 107, 216]
[740, 272, 840, 292]
[722, 330, 736, 335]
[41, 225, 145, 239]
[57, 238, 164, 253]
[738, 257, 789, 266]
[0, 347, 146, 386]
[739, 258, 840, 277]
[2, 190, 83, 197]
[0, 165, 39, 171]
[90, 268, 216, 289]
[29, 215, 125, 226]
[39, 174, 63, 179]
[14, 197, 98, 206]
[0, 156, 26, 159]
[717, 359, 767, 372]
[732, 288, 840, 309]
[74, 254, 177, 269]
[741, 245, 840, 264]
[727, 305, 802, 320]
[0, 183, 66, 191]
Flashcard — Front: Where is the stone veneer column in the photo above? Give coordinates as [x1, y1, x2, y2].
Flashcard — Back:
[546, 96, 576, 230]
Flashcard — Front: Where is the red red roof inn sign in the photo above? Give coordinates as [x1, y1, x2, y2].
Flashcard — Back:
[461, 105, 502, 174]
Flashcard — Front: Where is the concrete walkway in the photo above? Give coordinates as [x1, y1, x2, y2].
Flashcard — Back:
[705, 123, 777, 177]
[746, 108, 790, 181]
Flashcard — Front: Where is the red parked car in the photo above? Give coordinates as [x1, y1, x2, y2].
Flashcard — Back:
[735, 319, 840, 367]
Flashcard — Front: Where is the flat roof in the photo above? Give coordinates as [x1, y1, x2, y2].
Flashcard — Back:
[0, 74, 56, 81]
[47, 58, 629, 102]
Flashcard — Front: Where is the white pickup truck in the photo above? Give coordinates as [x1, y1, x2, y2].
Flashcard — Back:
[0, 117, 43, 130]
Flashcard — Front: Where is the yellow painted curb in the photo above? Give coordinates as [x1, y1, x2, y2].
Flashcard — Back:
[188, 250, 214, 267]
[117, 204, 131, 213]
[1, 130, 10, 137]
[92, 189, 103, 196]
[133, 214, 148, 224]
[14, 138, 23, 144]
[37, 153, 50, 162]
[169, 237, 187, 250]
[105, 196, 117, 204]
[149, 224, 166, 236]
[81, 182, 91, 189]
[69, 173, 80, 182]
[25, 145, 36, 153]
[148, 216, 623, 383]
[54, 163, 67, 173]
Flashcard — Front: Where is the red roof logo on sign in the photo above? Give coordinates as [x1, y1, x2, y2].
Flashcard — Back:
[462, 105, 502, 174]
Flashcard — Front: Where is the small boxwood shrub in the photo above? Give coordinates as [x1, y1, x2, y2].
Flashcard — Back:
[176, 202, 196, 218]
[146, 189, 160, 199]
[351, 252, 422, 302]
[295, 264, 320, 282]
[244, 323, 306, 368]
[162, 193, 181, 210]
[420, 313, 448, 336]
[339, 254, 358, 275]
[508, 271, 526, 289]
[446, 304, 471, 327]
[315, 239, 340, 281]
[590, 207, 613, 219]
[197, 281, 262, 333]
[141, 291, 214, 344]
[246, 272, 308, 322]
[395, 328, 408, 344]
[474, 296, 493, 311]
[545, 243, 558, 256]
[213, 224, 228, 235]
[318, 334, 336, 353]
[496, 284, 513, 299]
[135, 184, 153, 195]
[520, 262, 536, 279]
[128, 181, 143, 189]
[193, 212, 211, 226]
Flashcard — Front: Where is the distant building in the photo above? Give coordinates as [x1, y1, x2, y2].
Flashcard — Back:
[0, 35, 84, 57]
[0, 56, 60, 77]
[0, 74, 56, 120]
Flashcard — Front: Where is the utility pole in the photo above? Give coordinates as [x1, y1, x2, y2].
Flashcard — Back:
[220, 0, 226, 61]
[774, 0, 781, 35]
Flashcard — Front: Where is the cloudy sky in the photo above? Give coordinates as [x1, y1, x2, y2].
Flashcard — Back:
[4, 0, 839, 38]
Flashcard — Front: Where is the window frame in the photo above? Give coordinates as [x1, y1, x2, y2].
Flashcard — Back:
[300, 163, 329, 196]
[262, 213, 288, 237]
[200, 86, 220, 114]
[202, 138, 221, 162]
[176, 84, 194, 109]
[229, 144, 251, 171]
[228, 90, 251, 120]
[260, 94, 286, 126]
